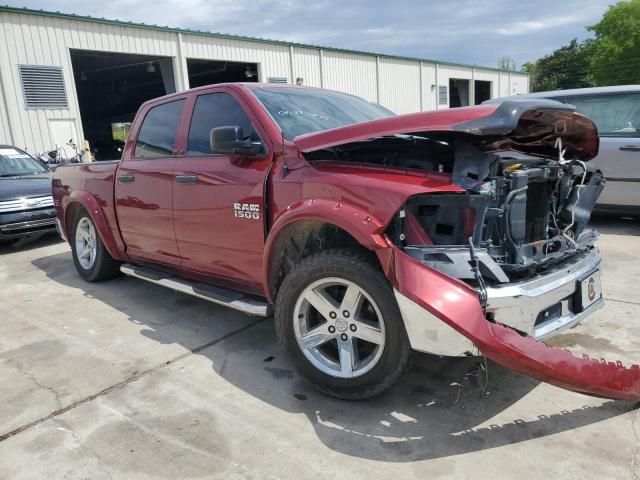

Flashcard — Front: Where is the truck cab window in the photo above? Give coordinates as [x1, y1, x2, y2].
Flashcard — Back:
[187, 93, 259, 155]
[135, 99, 185, 158]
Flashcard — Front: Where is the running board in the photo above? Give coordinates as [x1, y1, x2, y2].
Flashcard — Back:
[120, 264, 271, 317]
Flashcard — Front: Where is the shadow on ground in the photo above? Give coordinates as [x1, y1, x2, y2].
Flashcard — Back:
[0, 232, 61, 255]
[590, 212, 640, 236]
[31, 241, 636, 462]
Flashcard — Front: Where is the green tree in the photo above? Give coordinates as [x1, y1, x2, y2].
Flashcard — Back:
[587, 0, 640, 86]
[526, 39, 591, 92]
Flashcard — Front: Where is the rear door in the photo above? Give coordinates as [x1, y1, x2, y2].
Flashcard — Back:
[173, 88, 272, 287]
[115, 98, 186, 266]
[563, 92, 640, 209]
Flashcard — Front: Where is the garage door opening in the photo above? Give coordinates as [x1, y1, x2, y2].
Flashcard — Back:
[186, 59, 259, 88]
[474, 80, 491, 104]
[70, 49, 176, 161]
[449, 79, 470, 108]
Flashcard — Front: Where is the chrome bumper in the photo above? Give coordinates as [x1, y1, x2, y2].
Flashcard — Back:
[395, 248, 604, 357]
[485, 248, 603, 339]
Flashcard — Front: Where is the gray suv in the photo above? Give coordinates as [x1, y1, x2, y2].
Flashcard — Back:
[487, 86, 640, 214]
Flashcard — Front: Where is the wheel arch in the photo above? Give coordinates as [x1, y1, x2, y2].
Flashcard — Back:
[262, 199, 389, 303]
[63, 192, 124, 260]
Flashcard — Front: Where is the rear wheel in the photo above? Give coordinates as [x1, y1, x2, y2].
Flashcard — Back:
[275, 250, 410, 399]
[71, 210, 120, 282]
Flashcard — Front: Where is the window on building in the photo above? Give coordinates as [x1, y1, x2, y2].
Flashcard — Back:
[135, 99, 185, 158]
[187, 93, 259, 155]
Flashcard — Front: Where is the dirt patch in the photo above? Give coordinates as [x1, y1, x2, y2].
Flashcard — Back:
[548, 332, 626, 355]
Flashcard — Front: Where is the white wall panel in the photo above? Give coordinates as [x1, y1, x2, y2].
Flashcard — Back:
[0, 8, 529, 153]
[0, 11, 179, 152]
[420, 63, 437, 111]
[291, 47, 321, 87]
[378, 58, 421, 114]
[321, 51, 377, 102]
[181, 35, 291, 84]
[511, 74, 529, 95]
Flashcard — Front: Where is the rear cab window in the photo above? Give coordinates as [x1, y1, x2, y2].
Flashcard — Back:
[562, 93, 640, 137]
[135, 99, 186, 158]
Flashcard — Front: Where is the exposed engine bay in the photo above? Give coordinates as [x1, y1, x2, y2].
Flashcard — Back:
[306, 134, 606, 285]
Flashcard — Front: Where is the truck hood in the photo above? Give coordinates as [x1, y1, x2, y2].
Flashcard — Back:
[293, 99, 599, 161]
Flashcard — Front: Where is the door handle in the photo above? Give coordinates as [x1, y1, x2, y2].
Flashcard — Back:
[175, 175, 198, 184]
[118, 174, 135, 183]
[619, 145, 640, 151]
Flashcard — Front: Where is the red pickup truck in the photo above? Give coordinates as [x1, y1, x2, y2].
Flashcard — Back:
[53, 83, 640, 400]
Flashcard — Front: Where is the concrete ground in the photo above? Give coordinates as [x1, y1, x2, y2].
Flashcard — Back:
[0, 215, 639, 480]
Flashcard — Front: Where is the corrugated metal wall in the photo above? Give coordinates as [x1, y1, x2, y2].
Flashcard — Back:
[0, 9, 529, 153]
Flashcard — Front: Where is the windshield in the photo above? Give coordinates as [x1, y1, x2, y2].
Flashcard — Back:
[251, 87, 394, 139]
[0, 147, 48, 177]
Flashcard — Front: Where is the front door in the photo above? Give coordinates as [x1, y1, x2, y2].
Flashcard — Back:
[115, 98, 186, 266]
[173, 90, 272, 287]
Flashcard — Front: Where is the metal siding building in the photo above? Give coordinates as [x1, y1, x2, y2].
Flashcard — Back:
[0, 6, 529, 155]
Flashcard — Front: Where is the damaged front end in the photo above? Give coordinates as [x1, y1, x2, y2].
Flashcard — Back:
[389, 146, 607, 339]
[385, 155, 640, 399]
[384, 110, 640, 400]
[297, 99, 640, 400]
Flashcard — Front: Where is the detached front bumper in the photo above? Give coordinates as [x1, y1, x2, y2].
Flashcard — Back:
[485, 248, 604, 340]
[387, 245, 640, 401]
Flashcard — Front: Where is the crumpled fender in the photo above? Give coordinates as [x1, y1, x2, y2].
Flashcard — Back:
[263, 198, 388, 302]
[384, 244, 640, 401]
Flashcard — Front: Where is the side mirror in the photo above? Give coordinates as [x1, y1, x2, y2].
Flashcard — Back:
[210, 126, 263, 156]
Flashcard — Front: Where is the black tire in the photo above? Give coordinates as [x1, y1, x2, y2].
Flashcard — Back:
[275, 249, 411, 399]
[70, 209, 120, 282]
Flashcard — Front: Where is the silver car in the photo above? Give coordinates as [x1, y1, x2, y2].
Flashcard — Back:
[487, 86, 640, 214]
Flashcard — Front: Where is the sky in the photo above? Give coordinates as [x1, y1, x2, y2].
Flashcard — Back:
[4, 0, 614, 69]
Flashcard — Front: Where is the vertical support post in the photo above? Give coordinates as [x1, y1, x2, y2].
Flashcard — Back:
[471, 66, 476, 105]
[375, 55, 381, 104]
[418, 61, 423, 112]
[434, 62, 439, 111]
[175, 32, 189, 91]
[288, 45, 295, 85]
[319, 49, 324, 88]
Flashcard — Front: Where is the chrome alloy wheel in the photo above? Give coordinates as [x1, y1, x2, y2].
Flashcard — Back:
[75, 217, 97, 270]
[293, 277, 386, 378]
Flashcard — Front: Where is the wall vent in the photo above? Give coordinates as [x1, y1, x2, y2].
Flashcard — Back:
[19, 65, 68, 109]
[438, 85, 448, 105]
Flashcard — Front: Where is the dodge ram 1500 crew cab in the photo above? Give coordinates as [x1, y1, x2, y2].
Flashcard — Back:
[53, 83, 640, 400]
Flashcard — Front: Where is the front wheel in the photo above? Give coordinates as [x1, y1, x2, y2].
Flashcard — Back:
[275, 250, 410, 399]
[71, 210, 120, 282]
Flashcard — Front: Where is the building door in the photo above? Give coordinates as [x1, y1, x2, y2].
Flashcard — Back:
[449, 79, 470, 107]
[48, 119, 80, 158]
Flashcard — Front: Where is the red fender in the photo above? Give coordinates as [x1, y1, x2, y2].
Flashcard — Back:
[386, 244, 640, 401]
[63, 191, 127, 260]
[263, 198, 389, 302]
